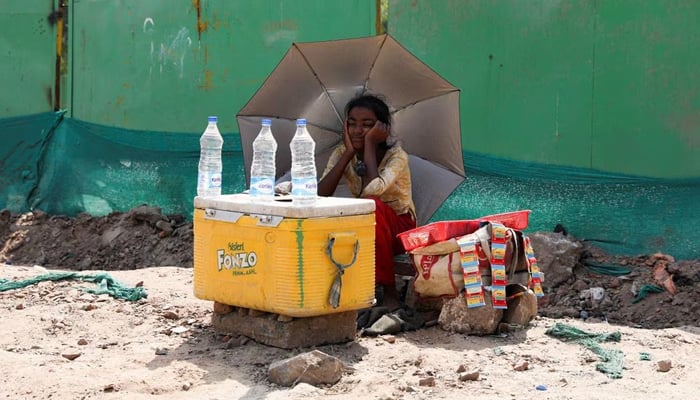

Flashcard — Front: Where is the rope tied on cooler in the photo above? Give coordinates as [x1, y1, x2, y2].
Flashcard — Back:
[326, 235, 359, 308]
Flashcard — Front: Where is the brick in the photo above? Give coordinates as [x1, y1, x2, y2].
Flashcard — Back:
[212, 308, 357, 349]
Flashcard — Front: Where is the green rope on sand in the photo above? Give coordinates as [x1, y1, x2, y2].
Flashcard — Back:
[545, 322, 624, 379]
[0, 272, 147, 302]
[632, 284, 664, 304]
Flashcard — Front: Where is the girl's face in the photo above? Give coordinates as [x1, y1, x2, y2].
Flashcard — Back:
[346, 106, 378, 152]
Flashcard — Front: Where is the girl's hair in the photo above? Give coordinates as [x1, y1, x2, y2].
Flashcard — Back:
[344, 94, 392, 126]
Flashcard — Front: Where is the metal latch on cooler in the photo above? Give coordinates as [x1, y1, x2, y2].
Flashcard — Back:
[252, 214, 283, 227]
[203, 209, 243, 223]
[203, 209, 282, 227]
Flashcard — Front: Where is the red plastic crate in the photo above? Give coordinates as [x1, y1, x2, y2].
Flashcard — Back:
[397, 210, 531, 252]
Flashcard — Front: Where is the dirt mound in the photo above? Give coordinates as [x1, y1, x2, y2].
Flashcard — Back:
[0, 206, 193, 271]
[1, 206, 698, 329]
[538, 244, 700, 329]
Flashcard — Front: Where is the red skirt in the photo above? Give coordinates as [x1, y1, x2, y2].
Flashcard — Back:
[367, 196, 416, 286]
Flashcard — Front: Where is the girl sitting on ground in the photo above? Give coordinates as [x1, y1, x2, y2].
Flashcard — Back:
[318, 94, 416, 309]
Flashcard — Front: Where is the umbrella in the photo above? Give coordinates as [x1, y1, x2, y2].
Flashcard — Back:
[237, 34, 465, 226]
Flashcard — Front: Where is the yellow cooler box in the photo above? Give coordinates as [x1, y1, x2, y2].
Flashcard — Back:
[193, 194, 376, 317]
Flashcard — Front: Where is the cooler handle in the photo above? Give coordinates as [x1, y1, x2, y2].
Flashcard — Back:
[327, 232, 359, 308]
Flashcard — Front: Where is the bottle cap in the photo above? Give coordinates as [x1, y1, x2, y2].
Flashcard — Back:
[261, 118, 272, 126]
[208, 116, 218, 123]
[296, 118, 307, 125]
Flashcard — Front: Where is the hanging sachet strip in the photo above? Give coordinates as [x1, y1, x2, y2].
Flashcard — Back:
[489, 222, 508, 309]
[524, 236, 545, 297]
[457, 235, 485, 308]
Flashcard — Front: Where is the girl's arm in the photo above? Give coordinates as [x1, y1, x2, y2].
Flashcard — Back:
[318, 123, 356, 196]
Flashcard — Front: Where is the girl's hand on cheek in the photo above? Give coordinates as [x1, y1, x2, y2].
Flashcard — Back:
[343, 121, 355, 153]
[366, 121, 389, 145]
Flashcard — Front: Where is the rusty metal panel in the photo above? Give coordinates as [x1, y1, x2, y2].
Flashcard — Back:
[70, 0, 376, 134]
[0, 0, 58, 116]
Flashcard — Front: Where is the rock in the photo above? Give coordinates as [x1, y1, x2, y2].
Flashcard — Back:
[501, 284, 538, 326]
[513, 360, 529, 371]
[155, 220, 173, 236]
[572, 279, 588, 291]
[213, 310, 356, 349]
[528, 232, 583, 288]
[657, 359, 672, 372]
[162, 311, 179, 320]
[248, 309, 267, 318]
[100, 227, 125, 246]
[61, 353, 81, 361]
[459, 371, 480, 381]
[103, 384, 117, 393]
[439, 292, 503, 335]
[418, 377, 435, 387]
[77, 339, 88, 346]
[155, 348, 169, 355]
[607, 278, 622, 289]
[225, 336, 245, 349]
[268, 350, 344, 387]
[31, 209, 49, 222]
[170, 326, 189, 334]
[128, 205, 166, 226]
[213, 302, 234, 315]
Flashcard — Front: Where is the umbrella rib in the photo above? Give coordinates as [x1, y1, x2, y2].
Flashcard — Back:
[363, 34, 389, 96]
[293, 43, 344, 127]
[391, 89, 460, 114]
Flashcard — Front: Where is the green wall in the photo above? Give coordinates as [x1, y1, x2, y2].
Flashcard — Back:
[0, 0, 57, 116]
[389, 0, 700, 178]
[68, 0, 376, 134]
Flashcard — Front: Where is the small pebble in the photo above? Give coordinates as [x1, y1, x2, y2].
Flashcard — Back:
[657, 360, 672, 372]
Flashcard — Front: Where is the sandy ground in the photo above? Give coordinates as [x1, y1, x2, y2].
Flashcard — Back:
[1, 263, 698, 400]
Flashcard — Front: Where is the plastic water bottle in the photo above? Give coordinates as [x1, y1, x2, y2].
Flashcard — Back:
[290, 118, 317, 205]
[197, 116, 224, 197]
[249, 118, 277, 202]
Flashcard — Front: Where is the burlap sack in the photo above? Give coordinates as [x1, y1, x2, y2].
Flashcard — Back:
[409, 224, 532, 300]
[411, 249, 462, 298]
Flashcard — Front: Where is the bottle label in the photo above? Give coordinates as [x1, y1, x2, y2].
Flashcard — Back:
[250, 177, 274, 196]
[208, 172, 222, 188]
[291, 177, 317, 197]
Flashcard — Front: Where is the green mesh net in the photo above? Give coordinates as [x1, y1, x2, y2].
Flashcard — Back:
[632, 284, 665, 304]
[545, 322, 624, 379]
[0, 272, 147, 302]
[1, 113, 699, 260]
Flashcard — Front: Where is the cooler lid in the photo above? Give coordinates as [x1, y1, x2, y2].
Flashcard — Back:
[194, 193, 375, 218]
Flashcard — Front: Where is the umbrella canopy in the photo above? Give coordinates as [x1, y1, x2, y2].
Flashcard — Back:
[237, 34, 465, 226]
